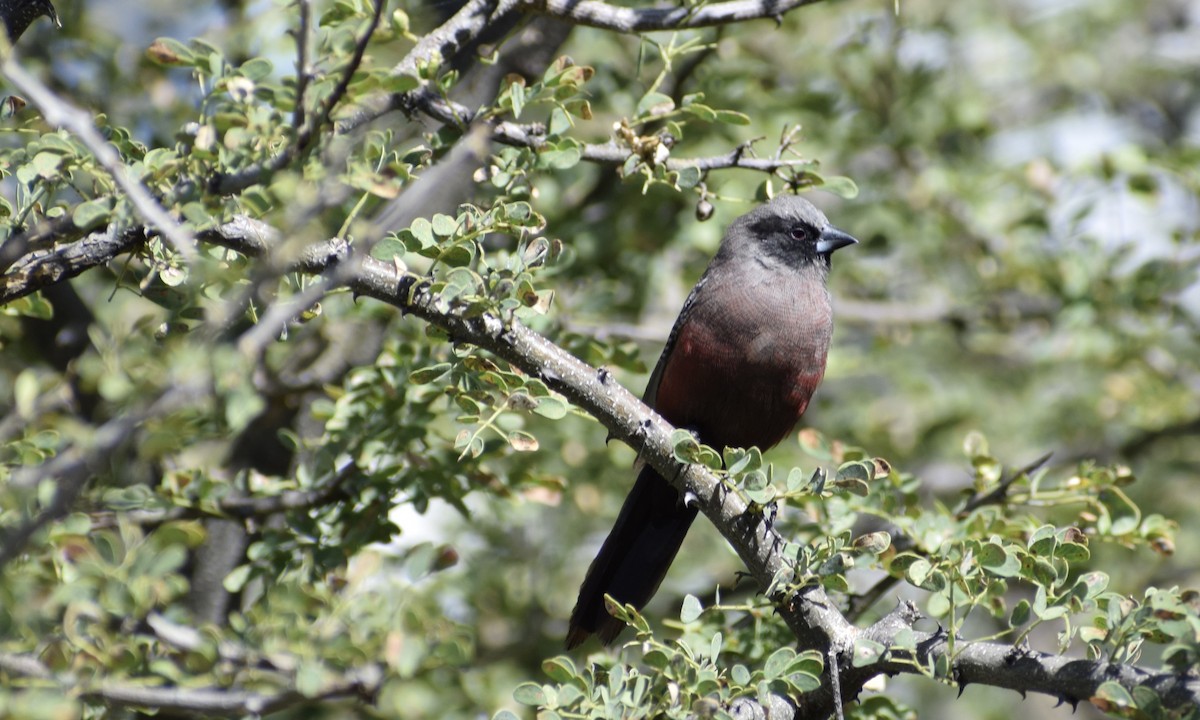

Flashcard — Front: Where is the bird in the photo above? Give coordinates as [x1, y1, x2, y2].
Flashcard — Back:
[0, 0, 58, 44]
[567, 194, 857, 648]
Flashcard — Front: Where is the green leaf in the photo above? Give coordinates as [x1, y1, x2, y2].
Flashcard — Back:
[14, 369, 39, 417]
[532, 396, 569, 419]
[680, 594, 702, 623]
[1099, 487, 1140, 535]
[681, 103, 717, 122]
[72, 197, 113, 230]
[675, 165, 701, 189]
[905, 558, 932, 588]
[725, 447, 763, 475]
[978, 542, 1022, 577]
[818, 175, 859, 198]
[409, 217, 435, 246]
[239, 57, 273, 80]
[1091, 680, 1133, 710]
[852, 638, 886, 667]
[32, 151, 64, 179]
[222, 564, 252, 593]
[431, 213, 459, 237]
[636, 91, 675, 118]
[541, 656, 577, 684]
[732, 664, 751, 686]
[296, 659, 325, 698]
[539, 143, 581, 170]
[713, 109, 751, 125]
[763, 647, 795, 678]
[409, 363, 452, 384]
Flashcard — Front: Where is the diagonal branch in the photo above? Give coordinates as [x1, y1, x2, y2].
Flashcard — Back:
[1, 58, 197, 262]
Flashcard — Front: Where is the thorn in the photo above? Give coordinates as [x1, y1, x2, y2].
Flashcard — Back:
[1052, 694, 1080, 710]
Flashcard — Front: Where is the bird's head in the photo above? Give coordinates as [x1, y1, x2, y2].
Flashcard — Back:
[728, 194, 858, 270]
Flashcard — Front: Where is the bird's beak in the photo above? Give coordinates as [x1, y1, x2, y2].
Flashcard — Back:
[815, 226, 858, 255]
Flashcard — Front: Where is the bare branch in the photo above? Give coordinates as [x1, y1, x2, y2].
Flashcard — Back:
[0, 225, 146, 304]
[0, 650, 382, 716]
[391, 0, 520, 78]
[415, 93, 823, 174]
[291, 0, 313, 132]
[522, 0, 828, 32]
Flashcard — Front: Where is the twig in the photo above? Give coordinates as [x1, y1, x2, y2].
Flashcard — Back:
[416, 93, 823, 174]
[305, 0, 385, 145]
[0, 650, 381, 715]
[957, 451, 1054, 517]
[212, 0, 386, 195]
[1, 58, 197, 262]
[291, 0, 313, 132]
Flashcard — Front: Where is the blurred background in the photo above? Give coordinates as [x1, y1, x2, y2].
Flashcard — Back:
[4, 0, 1198, 717]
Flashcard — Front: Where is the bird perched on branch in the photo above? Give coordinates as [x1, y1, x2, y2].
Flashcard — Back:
[0, 0, 59, 43]
[567, 194, 857, 648]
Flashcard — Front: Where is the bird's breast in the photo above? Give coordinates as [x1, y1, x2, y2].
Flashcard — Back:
[652, 270, 833, 451]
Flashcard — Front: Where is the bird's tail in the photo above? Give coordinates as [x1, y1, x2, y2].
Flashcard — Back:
[566, 465, 698, 648]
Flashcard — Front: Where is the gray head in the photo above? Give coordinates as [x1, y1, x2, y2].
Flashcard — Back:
[722, 195, 857, 269]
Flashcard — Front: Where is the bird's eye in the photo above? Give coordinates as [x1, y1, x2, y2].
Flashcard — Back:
[790, 225, 812, 242]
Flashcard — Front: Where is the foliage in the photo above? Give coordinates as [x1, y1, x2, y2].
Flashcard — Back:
[1, 0, 1198, 718]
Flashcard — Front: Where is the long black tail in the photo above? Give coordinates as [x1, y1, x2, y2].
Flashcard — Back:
[567, 465, 698, 648]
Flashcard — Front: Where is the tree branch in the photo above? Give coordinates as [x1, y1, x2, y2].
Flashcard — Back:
[0, 650, 382, 716]
[2, 58, 197, 261]
[416, 92, 824, 174]
[1, 224, 147, 305]
[522, 0, 828, 32]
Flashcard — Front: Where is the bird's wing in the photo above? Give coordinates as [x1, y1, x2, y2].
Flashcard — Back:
[642, 271, 710, 409]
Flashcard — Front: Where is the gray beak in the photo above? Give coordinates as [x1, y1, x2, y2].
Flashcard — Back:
[815, 226, 858, 255]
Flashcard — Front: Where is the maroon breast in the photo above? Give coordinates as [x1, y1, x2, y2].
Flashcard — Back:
[652, 276, 832, 451]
